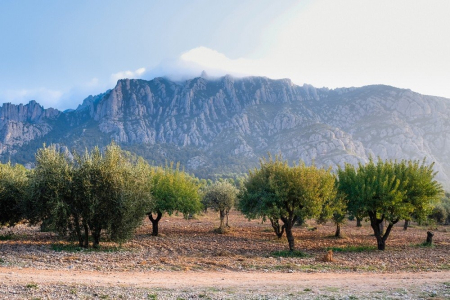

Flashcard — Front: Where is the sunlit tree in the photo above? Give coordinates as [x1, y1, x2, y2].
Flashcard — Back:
[239, 155, 336, 251]
[337, 158, 442, 250]
[203, 180, 238, 233]
[146, 164, 202, 236]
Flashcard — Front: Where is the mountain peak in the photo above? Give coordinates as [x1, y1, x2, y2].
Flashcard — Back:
[200, 70, 209, 79]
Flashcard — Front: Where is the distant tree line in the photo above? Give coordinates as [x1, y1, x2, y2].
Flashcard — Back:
[0, 144, 447, 251]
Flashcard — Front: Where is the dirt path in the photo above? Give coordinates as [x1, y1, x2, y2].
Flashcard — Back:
[1, 267, 449, 291]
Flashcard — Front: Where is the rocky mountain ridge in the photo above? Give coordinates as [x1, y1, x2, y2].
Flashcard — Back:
[1, 75, 449, 188]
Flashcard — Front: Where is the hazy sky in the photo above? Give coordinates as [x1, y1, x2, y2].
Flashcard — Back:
[1, 0, 449, 110]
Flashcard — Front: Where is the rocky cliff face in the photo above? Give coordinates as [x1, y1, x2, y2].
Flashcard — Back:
[1, 76, 450, 188]
[0, 100, 60, 155]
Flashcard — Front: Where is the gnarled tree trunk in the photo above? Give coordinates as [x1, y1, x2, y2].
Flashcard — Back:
[148, 211, 163, 236]
[73, 215, 84, 248]
[356, 217, 362, 227]
[219, 209, 226, 231]
[426, 231, 434, 245]
[403, 220, 409, 230]
[335, 223, 341, 238]
[369, 213, 397, 250]
[83, 221, 89, 248]
[92, 227, 101, 248]
[225, 209, 230, 228]
[269, 218, 285, 238]
[285, 224, 295, 251]
[281, 215, 297, 252]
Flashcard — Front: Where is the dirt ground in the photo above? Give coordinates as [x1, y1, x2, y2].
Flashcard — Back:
[0, 210, 449, 299]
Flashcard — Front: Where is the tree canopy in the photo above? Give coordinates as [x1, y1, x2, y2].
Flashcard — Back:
[147, 164, 203, 236]
[0, 162, 28, 227]
[203, 180, 238, 232]
[26, 143, 151, 248]
[337, 158, 442, 250]
[239, 155, 337, 251]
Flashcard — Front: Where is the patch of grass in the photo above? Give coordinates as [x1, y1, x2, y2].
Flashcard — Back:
[0, 234, 13, 241]
[271, 250, 310, 258]
[51, 243, 122, 253]
[147, 294, 158, 300]
[0, 258, 4, 263]
[303, 288, 312, 292]
[272, 263, 297, 270]
[325, 245, 376, 252]
[325, 234, 348, 239]
[26, 283, 38, 289]
[412, 242, 436, 249]
[357, 265, 381, 272]
[437, 263, 450, 270]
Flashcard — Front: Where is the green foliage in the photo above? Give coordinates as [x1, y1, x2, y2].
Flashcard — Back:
[203, 181, 238, 231]
[325, 245, 376, 252]
[270, 250, 310, 258]
[0, 234, 13, 241]
[337, 157, 442, 250]
[25, 283, 38, 289]
[51, 243, 122, 252]
[317, 190, 348, 237]
[26, 142, 151, 248]
[147, 163, 202, 236]
[26, 145, 73, 232]
[429, 193, 450, 224]
[149, 164, 202, 216]
[72, 143, 151, 247]
[0, 162, 28, 227]
[395, 159, 443, 223]
[239, 154, 337, 251]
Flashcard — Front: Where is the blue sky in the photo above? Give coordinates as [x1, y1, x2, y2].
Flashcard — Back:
[1, 0, 449, 110]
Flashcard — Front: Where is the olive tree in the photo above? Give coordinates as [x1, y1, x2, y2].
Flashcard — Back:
[147, 164, 202, 236]
[27, 143, 151, 248]
[26, 145, 73, 233]
[72, 144, 151, 247]
[239, 155, 337, 251]
[0, 162, 28, 227]
[317, 192, 348, 238]
[337, 158, 442, 250]
[203, 181, 238, 233]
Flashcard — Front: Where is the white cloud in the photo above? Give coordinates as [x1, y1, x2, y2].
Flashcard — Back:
[110, 67, 146, 83]
[179, 47, 266, 78]
[170, 0, 450, 98]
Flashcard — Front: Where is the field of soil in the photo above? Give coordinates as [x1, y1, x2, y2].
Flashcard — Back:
[0, 210, 449, 299]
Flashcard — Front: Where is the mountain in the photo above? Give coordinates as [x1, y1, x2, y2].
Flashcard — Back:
[1, 75, 450, 188]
